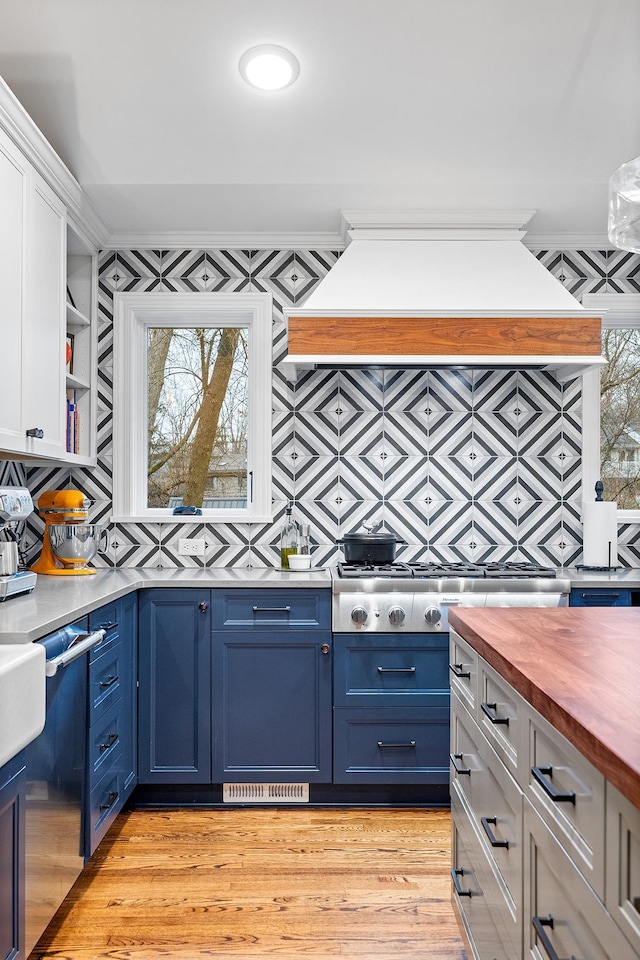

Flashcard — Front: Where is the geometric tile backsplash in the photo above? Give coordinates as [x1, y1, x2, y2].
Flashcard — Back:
[2, 245, 640, 569]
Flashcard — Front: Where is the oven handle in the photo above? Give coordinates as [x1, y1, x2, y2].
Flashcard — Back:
[45, 629, 106, 677]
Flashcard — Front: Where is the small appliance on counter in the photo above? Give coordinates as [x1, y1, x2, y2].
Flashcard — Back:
[0, 486, 37, 600]
[30, 489, 107, 576]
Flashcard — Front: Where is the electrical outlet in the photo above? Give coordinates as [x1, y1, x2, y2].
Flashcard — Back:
[178, 538, 206, 556]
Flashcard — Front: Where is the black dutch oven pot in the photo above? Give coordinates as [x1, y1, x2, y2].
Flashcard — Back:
[336, 528, 404, 564]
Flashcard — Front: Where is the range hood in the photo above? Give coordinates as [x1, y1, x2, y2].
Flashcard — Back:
[282, 211, 604, 382]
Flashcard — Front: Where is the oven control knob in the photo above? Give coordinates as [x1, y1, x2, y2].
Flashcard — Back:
[388, 606, 406, 626]
[424, 607, 442, 626]
[351, 606, 368, 626]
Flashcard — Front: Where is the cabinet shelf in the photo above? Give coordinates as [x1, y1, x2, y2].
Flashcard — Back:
[66, 301, 90, 328]
[65, 222, 97, 462]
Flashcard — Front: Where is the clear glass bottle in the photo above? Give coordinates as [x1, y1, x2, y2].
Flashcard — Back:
[279, 501, 298, 568]
[298, 523, 310, 556]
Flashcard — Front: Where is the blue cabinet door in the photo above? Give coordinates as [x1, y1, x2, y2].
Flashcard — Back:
[118, 591, 138, 796]
[138, 589, 211, 783]
[212, 630, 332, 782]
[0, 754, 25, 960]
[570, 588, 632, 607]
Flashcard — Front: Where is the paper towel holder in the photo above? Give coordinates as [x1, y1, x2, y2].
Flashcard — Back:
[576, 479, 621, 572]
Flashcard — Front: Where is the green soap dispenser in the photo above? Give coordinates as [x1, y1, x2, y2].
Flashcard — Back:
[279, 501, 299, 568]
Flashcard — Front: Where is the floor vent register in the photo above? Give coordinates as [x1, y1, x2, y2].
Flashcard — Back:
[222, 782, 310, 803]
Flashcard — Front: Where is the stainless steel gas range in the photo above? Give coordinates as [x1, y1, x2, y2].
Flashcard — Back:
[331, 561, 571, 633]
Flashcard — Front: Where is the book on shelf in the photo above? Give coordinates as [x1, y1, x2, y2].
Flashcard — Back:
[66, 389, 80, 454]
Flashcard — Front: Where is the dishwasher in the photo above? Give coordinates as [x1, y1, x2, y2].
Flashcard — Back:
[24, 618, 105, 956]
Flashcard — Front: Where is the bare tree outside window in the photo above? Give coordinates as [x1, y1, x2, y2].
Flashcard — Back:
[146, 326, 249, 510]
[600, 327, 640, 508]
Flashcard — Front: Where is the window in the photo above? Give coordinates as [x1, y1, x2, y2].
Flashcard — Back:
[113, 292, 272, 522]
[582, 294, 640, 521]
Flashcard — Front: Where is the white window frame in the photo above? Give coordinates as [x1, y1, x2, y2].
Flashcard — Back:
[582, 293, 640, 522]
[112, 291, 273, 523]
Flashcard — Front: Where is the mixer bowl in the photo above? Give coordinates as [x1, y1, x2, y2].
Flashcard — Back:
[48, 524, 107, 567]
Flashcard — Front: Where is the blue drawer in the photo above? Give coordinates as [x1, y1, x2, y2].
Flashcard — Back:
[213, 589, 330, 629]
[88, 641, 123, 721]
[333, 633, 450, 707]
[333, 707, 450, 784]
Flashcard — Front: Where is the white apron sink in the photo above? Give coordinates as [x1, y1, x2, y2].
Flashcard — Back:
[0, 643, 45, 768]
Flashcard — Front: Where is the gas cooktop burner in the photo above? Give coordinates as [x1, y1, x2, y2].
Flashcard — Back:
[336, 560, 558, 579]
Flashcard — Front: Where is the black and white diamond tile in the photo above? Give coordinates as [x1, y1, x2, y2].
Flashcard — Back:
[0, 461, 27, 486]
[381, 499, 430, 545]
[383, 370, 430, 412]
[338, 456, 386, 501]
[338, 370, 385, 411]
[428, 370, 474, 412]
[473, 413, 518, 456]
[428, 456, 474, 501]
[338, 412, 385, 457]
[292, 369, 340, 412]
[111, 522, 161, 568]
[517, 371, 563, 412]
[383, 456, 429, 502]
[294, 412, 340, 456]
[383, 412, 429, 456]
[23, 244, 640, 564]
[428, 413, 474, 458]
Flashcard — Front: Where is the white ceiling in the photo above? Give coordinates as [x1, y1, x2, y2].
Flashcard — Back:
[0, 0, 639, 247]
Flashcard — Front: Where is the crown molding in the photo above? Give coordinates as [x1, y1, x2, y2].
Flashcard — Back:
[0, 77, 109, 249]
[338, 208, 537, 244]
[523, 233, 613, 250]
[582, 293, 640, 323]
[105, 230, 345, 251]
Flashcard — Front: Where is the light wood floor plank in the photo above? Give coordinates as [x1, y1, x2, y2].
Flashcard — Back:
[31, 806, 468, 960]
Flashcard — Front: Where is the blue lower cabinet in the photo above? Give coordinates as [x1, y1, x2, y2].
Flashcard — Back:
[138, 589, 212, 783]
[333, 708, 450, 784]
[332, 633, 450, 785]
[0, 753, 25, 960]
[570, 588, 632, 607]
[85, 595, 138, 857]
[212, 631, 332, 782]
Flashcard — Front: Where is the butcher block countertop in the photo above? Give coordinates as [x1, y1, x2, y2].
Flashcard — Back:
[448, 606, 640, 809]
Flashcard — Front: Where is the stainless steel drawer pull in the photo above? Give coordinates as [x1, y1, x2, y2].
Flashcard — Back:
[252, 605, 291, 612]
[531, 766, 576, 804]
[532, 915, 577, 960]
[377, 740, 416, 748]
[377, 666, 416, 674]
[449, 663, 471, 678]
[99, 790, 119, 812]
[481, 701, 509, 725]
[450, 868, 473, 898]
[99, 674, 119, 688]
[480, 816, 509, 848]
[99, 733, 119, 752]
[97, 620, 118, 631]
[450, 753, 471, 775]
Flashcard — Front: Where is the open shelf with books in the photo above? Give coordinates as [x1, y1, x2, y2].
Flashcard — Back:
[65, 221, 97, 464]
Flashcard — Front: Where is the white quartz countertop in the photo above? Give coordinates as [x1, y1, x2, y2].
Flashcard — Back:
[0, 567, 331, 644]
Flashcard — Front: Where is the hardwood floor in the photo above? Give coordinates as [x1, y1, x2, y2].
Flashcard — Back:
[32, 806, 468, 960]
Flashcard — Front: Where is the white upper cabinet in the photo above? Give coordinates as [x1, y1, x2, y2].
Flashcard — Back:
[0, 128, 66, 459]
[0, 79, 100, 465]
[0, 126, 28, 453]
[22, 169, 67, 458]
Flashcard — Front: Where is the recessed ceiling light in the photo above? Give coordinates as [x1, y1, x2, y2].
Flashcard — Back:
[239, 44, 299, 91]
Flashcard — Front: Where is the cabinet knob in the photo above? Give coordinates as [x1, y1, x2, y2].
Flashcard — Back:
[199, 602, 208, 613]
[26, 427, 44, 439]
[321, 643, 330, 655]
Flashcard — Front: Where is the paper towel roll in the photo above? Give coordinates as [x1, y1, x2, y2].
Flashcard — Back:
[581, 501, 618, 567]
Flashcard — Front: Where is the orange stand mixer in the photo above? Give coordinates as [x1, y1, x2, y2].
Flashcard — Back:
[30, 489, 106, 576]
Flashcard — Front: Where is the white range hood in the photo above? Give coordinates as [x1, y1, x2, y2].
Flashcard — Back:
[283, 211, 604, 382]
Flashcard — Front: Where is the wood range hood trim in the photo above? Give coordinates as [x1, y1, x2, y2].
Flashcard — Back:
[282, 215, 605, 382]
[283, 310, 604, 383]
